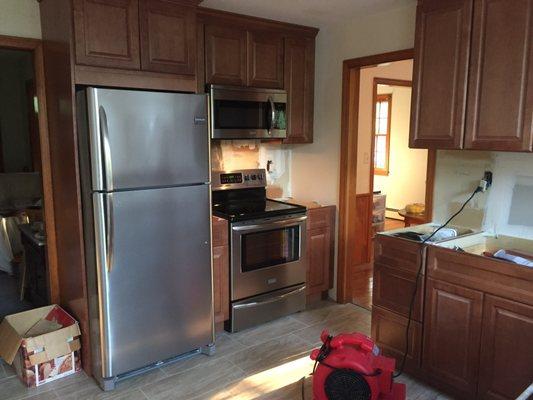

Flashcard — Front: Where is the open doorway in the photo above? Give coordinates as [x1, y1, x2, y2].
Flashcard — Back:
[337, 50, 435, 307]
[0, 36, 57, 320]
[371, 77, 428, 234]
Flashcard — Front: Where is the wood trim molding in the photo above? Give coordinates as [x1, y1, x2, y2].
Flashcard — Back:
[337, 48, 436, 304]
[337, 63, 361, 303]
[197, 7, 319, 37]
[344, 49, 414, 69]
[74, 65, 197, 93]
[0, 34, 59, 304]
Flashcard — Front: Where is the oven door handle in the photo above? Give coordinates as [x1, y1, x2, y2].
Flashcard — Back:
[233, 285, 307, 309]
[232, 215, 307, 232]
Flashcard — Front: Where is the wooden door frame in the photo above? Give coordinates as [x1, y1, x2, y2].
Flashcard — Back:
[0, 35, 59, 304]
[337, 49, 436, 303]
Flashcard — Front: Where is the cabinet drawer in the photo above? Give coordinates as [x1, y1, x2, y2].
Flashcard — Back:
[212, 216, 228, 247]
[307, 206, 334, 230]
[427, 246, 533, 306]
[374, 235, 425, 275]
[371, 305, 422, 372]
[373, 264, 424, 321]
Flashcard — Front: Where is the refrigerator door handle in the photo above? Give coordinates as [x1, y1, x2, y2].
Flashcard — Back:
[93, 193, 113, 376]
[106, 193, 114, 273]
[99, 105, 114, 191]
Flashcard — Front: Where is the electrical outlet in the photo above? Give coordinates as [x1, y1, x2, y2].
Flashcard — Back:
[478, 171, 493, 192]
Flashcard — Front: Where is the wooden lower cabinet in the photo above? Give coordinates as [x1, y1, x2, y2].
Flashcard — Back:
[373, 263, 424, 322]
[305, 206, 335, 301]
[371, 306, 422, 373]
[423, 278, 483, 399]
[478, 295, 533, 399]
[212, 216, 229, 329]
[212, 244, 229, 325]
[306, 226, 330, 295]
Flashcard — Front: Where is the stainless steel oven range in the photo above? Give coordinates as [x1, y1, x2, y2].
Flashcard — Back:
[212, 169, 307, 332]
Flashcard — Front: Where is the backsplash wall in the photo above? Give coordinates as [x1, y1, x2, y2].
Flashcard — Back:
[433, 150, 533, 240]
[211, 141, 291, 198]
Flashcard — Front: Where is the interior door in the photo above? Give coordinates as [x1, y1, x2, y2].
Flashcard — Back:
[94, 185, 213, 376]
[89, 88, 209, 190]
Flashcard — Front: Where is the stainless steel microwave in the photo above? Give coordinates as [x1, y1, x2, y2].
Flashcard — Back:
[208, 85, 287, 140]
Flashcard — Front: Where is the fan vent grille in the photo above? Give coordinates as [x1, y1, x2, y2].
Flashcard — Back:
[324, 369, 371, 400]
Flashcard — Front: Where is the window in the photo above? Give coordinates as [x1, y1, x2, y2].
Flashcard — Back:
[373, 94, 392, 175]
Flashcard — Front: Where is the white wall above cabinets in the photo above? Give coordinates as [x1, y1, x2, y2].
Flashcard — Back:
[433, 151, 533, 240]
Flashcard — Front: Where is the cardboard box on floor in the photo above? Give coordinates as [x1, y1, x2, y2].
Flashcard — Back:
[0, 305, 82, 387]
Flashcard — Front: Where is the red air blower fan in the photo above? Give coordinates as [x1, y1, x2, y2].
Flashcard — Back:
[310, 330, 406, 400]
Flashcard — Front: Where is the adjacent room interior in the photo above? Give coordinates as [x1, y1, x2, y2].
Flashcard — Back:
[0, 47, 49, 320]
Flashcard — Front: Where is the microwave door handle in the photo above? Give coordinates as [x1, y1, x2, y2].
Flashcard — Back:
[268, 96, 275, 135]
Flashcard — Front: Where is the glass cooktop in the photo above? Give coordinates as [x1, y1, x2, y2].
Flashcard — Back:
[213, 199, 306, 222]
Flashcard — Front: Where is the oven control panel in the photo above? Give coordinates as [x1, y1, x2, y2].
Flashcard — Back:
[213, 169, 266, 190]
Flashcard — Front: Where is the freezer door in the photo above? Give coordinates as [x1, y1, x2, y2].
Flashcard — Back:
[86, 88, 209, 191]
[92, 185, 213, 378]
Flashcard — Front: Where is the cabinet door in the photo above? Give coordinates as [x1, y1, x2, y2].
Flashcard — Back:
[464, 0, 533, 151]
[204, 25, 247, 86]
[139, 0, 196, 75]
[409, 0, 473, 149]
[373, 263, 424, 322]
[283, 37, 315, 144]
[306, 226, 331, 296]
[212, 245, 229, 324]
[247, 30, 284, 88]
[423, 278, 483, 398]
[73, 0, 140, 69]
[478, 295, 533, 400]
[371, 306, 422, 372]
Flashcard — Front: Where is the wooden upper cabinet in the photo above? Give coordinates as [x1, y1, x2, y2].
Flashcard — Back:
[247, 30, 284, 88]
[423, 278, 483, 398]
[139, 0, 196, 75]
[204, 25, 247, 86]
[478, 295, 533, 400]
[410, 0, 473, 149]
[284, 37, 315, 144]
[465, 0, 533, 151]
[73, 0, 141, 69]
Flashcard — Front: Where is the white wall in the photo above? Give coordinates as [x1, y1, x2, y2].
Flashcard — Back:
[288, 4, 417, 299]
[290, 4, 417, 206]
[0, 0, 41, 39]
[373, 85, 428, 216]
[211, 141, 292, 198]
[433, 151, 533, 240]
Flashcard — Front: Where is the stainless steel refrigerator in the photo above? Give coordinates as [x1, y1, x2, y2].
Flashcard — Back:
[76, 87, 214, 390]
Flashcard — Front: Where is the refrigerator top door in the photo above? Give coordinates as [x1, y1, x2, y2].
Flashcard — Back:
[86, 87, 209, 191]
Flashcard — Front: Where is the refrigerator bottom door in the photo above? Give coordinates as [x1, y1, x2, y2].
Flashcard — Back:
[94, 185, 213, 378]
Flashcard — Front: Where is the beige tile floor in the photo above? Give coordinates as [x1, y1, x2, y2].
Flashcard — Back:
[0, 301, 451, 400]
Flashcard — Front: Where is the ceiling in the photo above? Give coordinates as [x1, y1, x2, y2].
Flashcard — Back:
[199, 0, 415, 29]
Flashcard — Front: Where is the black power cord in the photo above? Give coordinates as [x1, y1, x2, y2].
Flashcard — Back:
[393, 185, 483, 378]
